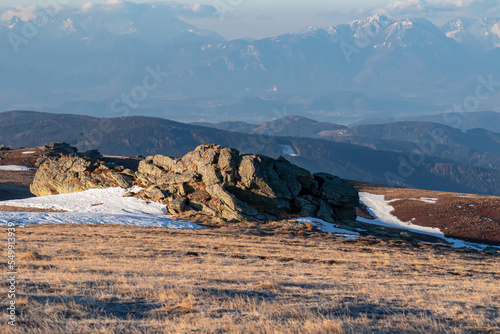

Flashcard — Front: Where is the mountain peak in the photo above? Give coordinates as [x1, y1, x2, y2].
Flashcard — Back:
[442, 17, 500, 52]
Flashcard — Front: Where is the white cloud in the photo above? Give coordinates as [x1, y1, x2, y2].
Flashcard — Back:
[388, 0, 498, 14]
[106, 0, 123, 4]
[192, 4, 202, 12]
[1, 5, 37, 22]
[81, 2, 94, 12]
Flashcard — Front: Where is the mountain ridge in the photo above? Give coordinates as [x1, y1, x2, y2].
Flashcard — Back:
[1, 110, 499, 196]
[1, 4, 499, 121]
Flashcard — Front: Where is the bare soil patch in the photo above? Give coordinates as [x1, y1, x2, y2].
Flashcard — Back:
[0, 205, 64, 212]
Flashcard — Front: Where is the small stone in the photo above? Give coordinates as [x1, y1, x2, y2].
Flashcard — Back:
[145, 186, 166, 200]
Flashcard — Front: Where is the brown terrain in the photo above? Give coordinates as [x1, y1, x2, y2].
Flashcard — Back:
[1, 146, 499, 246]
[1, 145, 499, 333]
[1, 223, 499, 333]
[348, 181, 500, 245]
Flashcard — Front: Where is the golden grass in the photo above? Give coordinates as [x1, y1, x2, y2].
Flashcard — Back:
[18, 251, 42, 261]
[1, 223, 499, 333]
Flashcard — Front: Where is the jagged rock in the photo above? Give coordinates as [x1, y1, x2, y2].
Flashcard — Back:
[30, 148, 133, 196]
[294, 197, 319, 217]
[135, 144, 359, 222]
[31, 143, 359, 223]
[121, 168, 136, 177]
[0, 145, 10, 151]
[145, 186, 166, 200]
[317, 200, 336, 223]
[314, 173, 359, 221]
[168, 197, 188, 214]
[35, 142, 81, 167]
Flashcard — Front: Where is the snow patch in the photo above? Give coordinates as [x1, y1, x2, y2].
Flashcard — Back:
[295, 217, 359, 239]
[22, 151, 36, 154]
[387, 198, 401, 203]
[279, 144, 298, 156]
[358, 192, 441, 235]
[0, 212, 200, 229]
[358, 192, 498, 251]
[0, 187, 203, 230]
[0, 187, 165, 215]
[0, 165, 31, 171]
[409, 197, 438, 204]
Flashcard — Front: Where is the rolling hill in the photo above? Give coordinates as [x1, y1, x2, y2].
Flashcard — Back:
[1, 110, 499, 195]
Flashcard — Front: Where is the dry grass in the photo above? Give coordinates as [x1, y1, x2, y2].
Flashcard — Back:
[1, 223, 499, 333]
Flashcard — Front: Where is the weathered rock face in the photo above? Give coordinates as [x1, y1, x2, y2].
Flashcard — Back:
[134, 144, 359, 222]
[30, 143, 134, 196]
[31, 143, 359, 223]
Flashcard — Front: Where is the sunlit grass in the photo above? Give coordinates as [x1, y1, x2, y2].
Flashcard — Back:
[1, 223, 499, 333]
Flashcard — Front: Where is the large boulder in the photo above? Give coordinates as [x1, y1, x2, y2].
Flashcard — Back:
[135, 144, 359, 222]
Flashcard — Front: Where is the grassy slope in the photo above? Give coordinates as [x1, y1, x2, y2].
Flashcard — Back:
[1, 223, 499, 333]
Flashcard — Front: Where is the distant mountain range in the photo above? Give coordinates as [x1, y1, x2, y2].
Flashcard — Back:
[442, 18, 500, 52]
[1, 3, 499, 123]
[197, 114, 500, 170]
[351, 111, 500, 133]
[1, 110, 499, 196]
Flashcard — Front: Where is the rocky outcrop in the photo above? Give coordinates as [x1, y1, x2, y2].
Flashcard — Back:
[133, 144, 358, 222]
[31, 143, 359, 223]
[30, 143, 134, 196]
[0, 145, 10, 151]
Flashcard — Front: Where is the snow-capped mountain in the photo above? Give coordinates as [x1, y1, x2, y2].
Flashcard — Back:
[0, 2, 224, 45]
[442, 17, 500, 52]
[0, 4, 499, 121]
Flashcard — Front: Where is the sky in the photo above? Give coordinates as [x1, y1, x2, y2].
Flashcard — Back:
[1, 0, 499, 39]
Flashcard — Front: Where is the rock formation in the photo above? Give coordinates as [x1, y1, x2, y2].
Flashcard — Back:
[30, 143, 134, 196]
[31, 143, 359, 223]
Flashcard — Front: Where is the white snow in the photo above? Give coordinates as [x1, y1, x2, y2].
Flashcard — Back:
[0, 186, 166, 215]
[0, 165, 31, 171]
[0, 187, 203, 230]
[22, 151, 36, 154]
[359, 192, 441, 235]
[295, 217, 360, 240]
[279, 144, 298, 156]
[0, 212, 200, 229]
[409, 197, 438, 204]
[359, 192, 498, 251]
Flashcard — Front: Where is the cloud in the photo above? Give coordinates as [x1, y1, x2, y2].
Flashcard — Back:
[169, 3, 218, 19]
[387, 0, 499, 15]
[81, 2, 93, 12]
[1, 5, 37, 22]
[106, 0, 124, 5]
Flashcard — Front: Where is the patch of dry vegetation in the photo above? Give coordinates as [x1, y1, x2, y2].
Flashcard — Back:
[1, 223, 499, 333]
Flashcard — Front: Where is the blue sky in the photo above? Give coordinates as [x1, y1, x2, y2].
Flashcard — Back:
[1, 0, 499, 39]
